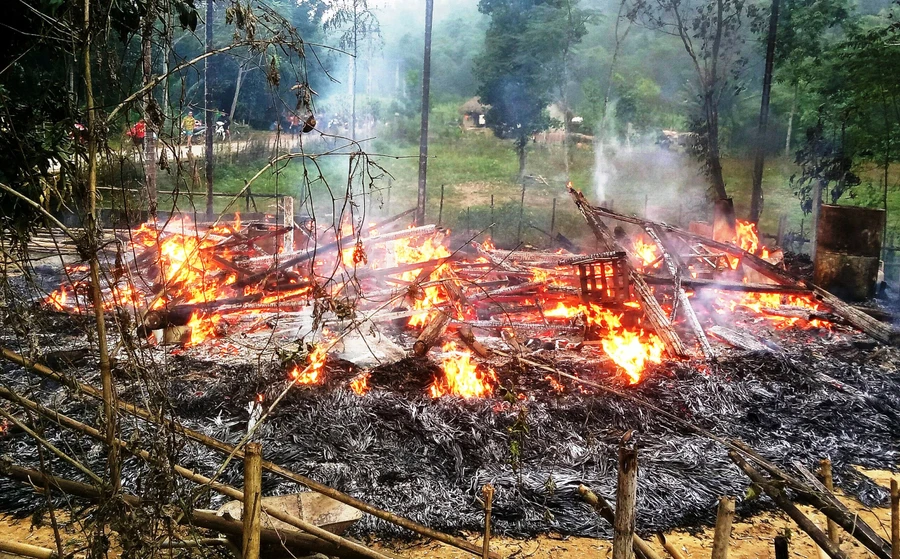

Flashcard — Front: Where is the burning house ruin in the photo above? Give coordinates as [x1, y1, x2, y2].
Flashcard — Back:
[0, 184, 898, 558]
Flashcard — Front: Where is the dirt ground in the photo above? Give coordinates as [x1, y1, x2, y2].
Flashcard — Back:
[0, 468, 895, 558]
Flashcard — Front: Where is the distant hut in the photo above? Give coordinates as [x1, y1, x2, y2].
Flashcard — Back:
[460, 97, 487, 130]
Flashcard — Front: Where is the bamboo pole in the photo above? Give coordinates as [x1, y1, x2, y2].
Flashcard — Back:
[579, 485, 663, 559]
[892, 479, 899, 559]
[821, 459, 839, 545]
[656, 534, 686, 559]
[613, 442, 638, 559]
[0, 462, 379, 559]
[0, 347, 493, 559]
[243, 443, 263, 559]
[0, 540, 57, 559]
[0, 387, 395, 559]
[730, 451, 849, 559]
[710, 497, 735, 559]
[482, 485, 494, 559]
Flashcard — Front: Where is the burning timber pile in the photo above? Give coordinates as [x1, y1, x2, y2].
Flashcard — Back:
[1, 187, 899, 541]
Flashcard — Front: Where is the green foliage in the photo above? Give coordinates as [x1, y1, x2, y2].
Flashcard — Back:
[475, 0, 590, 153]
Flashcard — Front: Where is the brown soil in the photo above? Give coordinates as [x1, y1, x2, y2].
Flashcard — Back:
[0, 468, 895, 558]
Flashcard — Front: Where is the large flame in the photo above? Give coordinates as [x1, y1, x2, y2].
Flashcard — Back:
[394, 237, 452, 327]
[633, 238, 660, 269]
[289, 345, 328, 385]
[429, 342, 497, 398]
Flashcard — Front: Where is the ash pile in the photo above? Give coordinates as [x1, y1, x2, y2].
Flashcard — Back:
[1, 187, 898, 539]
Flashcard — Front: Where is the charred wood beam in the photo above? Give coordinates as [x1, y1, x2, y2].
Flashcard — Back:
[576, 194, 900, 345]
[645, 226, 714, 359]
[707, 326, 774, 353]
[567, 187, 688, 358]
[413, 311, 452, 357]
[642, 276, 810, 294]
[0, 348, 495, 559]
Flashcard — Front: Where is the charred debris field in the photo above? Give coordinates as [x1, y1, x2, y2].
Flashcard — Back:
[1, 190, 898, 542]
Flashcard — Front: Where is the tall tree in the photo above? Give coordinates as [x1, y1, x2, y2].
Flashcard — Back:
[475, 0, 589, 183]
[631, 0, 762, 201]
[416, 0, 434, 226]
[749, 0, 779, 223]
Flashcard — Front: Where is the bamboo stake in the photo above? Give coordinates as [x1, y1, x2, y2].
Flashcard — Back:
[0, 348, 492, 558]
[892, 479, 899, 559]
[0, 462, 380, 559]
[710, 497, 735, 559]
[774, 535, 789, 559]
[482, 485, 494, 559]
[243, 443, 263, 559]
[730, 451, 849, 559]
[613, 442, 638, 559]
[578, 485, 663, 559]
[656, 534, 686, 559]
[821, 459, 839, 545]
[0, 387, 395, 559]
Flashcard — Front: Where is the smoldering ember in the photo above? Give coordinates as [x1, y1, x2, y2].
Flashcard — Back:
[2, 1, 900, 559]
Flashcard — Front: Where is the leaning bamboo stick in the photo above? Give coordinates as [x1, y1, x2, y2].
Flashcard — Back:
[578, 485, 663, 559]
[0, 540, 58, 559]
[0, 461, 378, 559]
[729, 451, 848, 559]
[0, 358, 488, 558]
[656, 534, 686, 559]
[0, 386, 395, 559]
[821, 459, 840, 546]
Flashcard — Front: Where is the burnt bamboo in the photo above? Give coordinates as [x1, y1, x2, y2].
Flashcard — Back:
[641, 275, 810, 294]
[892, 479, 899, 559]
[578, 485, 663, 559]
[710, 497, 735, 559]
[458, 325, 491, 358]
[614, 443, 638, 559]
[243, 442, 263, 559]
[821, 459, 839, 546]
[482, 485, 494, 559]
[645, 226, 714, 359]
[0, 461, 380, 559]
[0, 350, 492, 559]
[656, 534, 686, 559]
[729, 451, 849, 559]
[707, 326, 773, 353]
[568, 186, 687, 358]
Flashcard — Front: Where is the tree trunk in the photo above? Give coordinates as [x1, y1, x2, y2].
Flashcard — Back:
[83, 0, 120, 492]
[205, 0, 214, 219]
[810, 178, 824, 259]
[785, 85, 797, 158]
[750, 0, 779, 224]
[706, 96, 728, 200]
[230, 62, 246, 122]
[415, 0, 434, 226]
[517, 139, 527, 184]
[141, 0, 158, 219]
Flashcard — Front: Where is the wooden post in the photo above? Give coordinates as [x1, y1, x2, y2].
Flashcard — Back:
[243, 442, 263, 559]
[891, 478, 899, 559]
[710, 497, 735, 559]
[821, 459, 839, 545]
[490, 195, 494, 241]
[438, 184, 445, 226]
[774, 535, 789, 559]
[550, 198, 557, 234]
[778, 214, 788, 248]
[613, 442, 638, 559]
[482, 484, 494, 559]
[517, 182, 526, 244]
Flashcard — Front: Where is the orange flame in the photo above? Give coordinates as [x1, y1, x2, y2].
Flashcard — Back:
[394, 237, 453, 327]
[429, 342, 497, 398]
[185, 313, 223, 347]
[349, 371, 371, 395]
[634, 238, 660, 268]
[289, 345, 328, 385]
